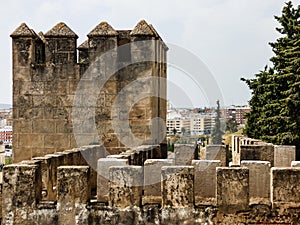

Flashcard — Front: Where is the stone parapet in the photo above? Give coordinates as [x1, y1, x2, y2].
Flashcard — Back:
[109, 166, 143, 207]
[271, 167, 300, 208]
[57, 166, 90, 225]
[161, 166, 194, 208]
[143, 159, 173, 204]
[217, 167, 249, 213]
[2, 164, 41, 224]
[192, 160, 221, 205]
[241, 160, 271, 204]
[174, 144, 196, 166]
[97, 158, 128, 202]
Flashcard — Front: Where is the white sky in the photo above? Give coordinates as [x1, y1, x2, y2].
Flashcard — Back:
[1, 0, 299, 107]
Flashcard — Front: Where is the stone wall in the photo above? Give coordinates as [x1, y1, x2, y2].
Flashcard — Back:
[3, 143, 300, 224]
[231, 136, 296, 167]
[241, 160, 271, 204]
[11, 20, 168, 162]
[274, 145, 296, 167]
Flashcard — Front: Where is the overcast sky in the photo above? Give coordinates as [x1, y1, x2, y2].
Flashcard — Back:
[1, 0, 299, 107]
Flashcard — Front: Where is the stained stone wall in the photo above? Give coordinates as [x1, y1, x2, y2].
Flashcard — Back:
[216, 167, 249, 213]
[271, 167, 300, 208]
[2, 147, 300, 224]
[274, 145, 296, 167]
[205, 145, 227, 166]
[240, 144, 275, 166]
[241, 160, 271, 204]
[192, 160, 221, 205]
[11, 20, 168, 162]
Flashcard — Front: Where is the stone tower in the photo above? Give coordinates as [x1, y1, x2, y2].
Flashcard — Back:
[11, 20, 168, 162]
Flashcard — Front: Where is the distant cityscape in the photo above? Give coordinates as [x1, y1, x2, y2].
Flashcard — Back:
[166, 101, 250, 136]
[0, 106, 12, 145]
[0, 102, 250, 144]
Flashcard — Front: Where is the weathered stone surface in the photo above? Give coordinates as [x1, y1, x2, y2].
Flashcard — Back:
[130, 20, 156, 36]
[12, 21, 167, 163]
[241, 160, 271, 204]
[217, 167, 249, 213]
[271, 167, 300, 208]
[97, 158, 128, 202]
[231, 135, 242, 165]
[291, 161, 300, 167]
[274, 145, 296, 167]
[205, 145, 227, 166]
[10, 23, 36, 37]
[143, 159, 173, 204]
[2, 164, 41, 224]
[174, 144, 195, 165]
[192, 160, 221, 205]
[87, 21, 118, 37]
[109, 166, 143, 207]
[161, 166, 194, 208]
[44, 22, 78, 38]
[240, 144, 275, 166]
[57, 166, 90, 225]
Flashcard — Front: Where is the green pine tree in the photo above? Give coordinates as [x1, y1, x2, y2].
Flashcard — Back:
[212, 100, 224, 144]
[242, 1, 300, 156]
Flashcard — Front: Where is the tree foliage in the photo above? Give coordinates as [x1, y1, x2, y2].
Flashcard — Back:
[226, 118, 238, 133]
[242, 1, 300, 154]
[212, 100, 224, 144]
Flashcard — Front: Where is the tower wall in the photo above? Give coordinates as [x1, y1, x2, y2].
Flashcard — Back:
[11, 21, 168, 162]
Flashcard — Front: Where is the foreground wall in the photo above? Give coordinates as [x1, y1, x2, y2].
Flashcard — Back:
[2, 144, 300, 224]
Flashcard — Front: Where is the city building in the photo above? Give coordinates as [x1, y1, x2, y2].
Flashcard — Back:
[166, 109, 215, 135]
[0, 126, 12, 144]
[222, 105, 250, 126]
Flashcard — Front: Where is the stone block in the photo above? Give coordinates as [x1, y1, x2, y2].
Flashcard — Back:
[174, 144, 196, 166]
[217, 167, 249, 213]
[44, 133, 70, 148]
[32, 156, 55, 200]
[159, 143, 168, 159]
[33, 119, 56, 133]
[162, 166, 194, 208]
[97, 158, 128, 202]
[57, 166, 90, 225]
[271, 167, 300, 207]
[192, 160, 221, 205]
[13, 146, 33, 163]
[291, 161, 300, 167]
[206, 145, 227, 166]
[2, 164, 41, 224]
[241, 160, 271, 204]
[109, 166, 143, 207]
[240, 144, 274, 166]
[274, 145, 296, 167]
[14, 119, 32, 133]
[19, 133, 44, 148]
[143, 159, 173, 204]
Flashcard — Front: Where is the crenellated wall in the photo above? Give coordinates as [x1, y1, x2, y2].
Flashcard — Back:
[11, 20, 168, 162]
[231, 135, 296, 167]
[2, 143, 300, 224]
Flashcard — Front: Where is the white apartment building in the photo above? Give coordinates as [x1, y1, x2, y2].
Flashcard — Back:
[167, 109, 215, 135]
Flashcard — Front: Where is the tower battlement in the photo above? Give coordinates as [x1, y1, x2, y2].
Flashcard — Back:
[11, 21, 168, 162]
